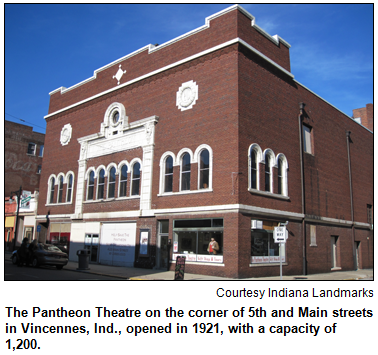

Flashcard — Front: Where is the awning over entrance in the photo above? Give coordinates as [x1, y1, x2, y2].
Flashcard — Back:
[5, 216, 15, 228]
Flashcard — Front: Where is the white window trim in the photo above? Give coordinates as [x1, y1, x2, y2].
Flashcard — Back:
[276, 153, 289, 197]
[248, 143, 262, 190]
[46, 174, 57, 205]
[159, 152, 176, 195]
[57, 173, 65, 203]
[130, 159, 142, 196]
[118, 161, 130, 198]
[178, 149, 193, 192]
[65, 171, 75, 204]
[106, 163, 118, 199]
[102, 102, 128, 138]
[195, 144, 213, 190]
[96, 167, 106, 200]
[86, 168, 96, 201]
[263, 148, 275, 193]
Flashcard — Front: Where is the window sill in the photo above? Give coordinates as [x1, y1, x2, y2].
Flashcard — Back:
[26, 153, 36, 157]
[331, 267, 342, 271]
[84, 195, 140, 203]
[45, 202, 73, 206]
[248, 188, 290, 200]
[158, 189, 213, 197]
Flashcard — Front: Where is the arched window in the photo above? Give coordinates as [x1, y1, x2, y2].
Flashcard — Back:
[164, 156, 173, 192]
[87, 171, 95, 200]
[248, 144, 262, 191]
[181, 153, 191, 191]
[58, 176, 64, 203]
[49, 177, 55, 204]
[108, 167, 116, 198]
[66, 174, 73, 203]
[276, 154, 288, 196]
[131, 163, 141, 196]
[251, 150, 257, 189]
[265, 154, 271, 192]
[199, 149, 209, 189]
[277, 159, 283, 195]
[119, 165, 128, 197]
[97, 169, 105, 199]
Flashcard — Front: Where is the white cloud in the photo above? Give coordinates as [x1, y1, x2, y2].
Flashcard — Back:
[291, 44, 372, 82]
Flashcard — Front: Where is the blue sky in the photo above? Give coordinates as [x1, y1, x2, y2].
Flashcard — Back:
[5, 3, 373, 134]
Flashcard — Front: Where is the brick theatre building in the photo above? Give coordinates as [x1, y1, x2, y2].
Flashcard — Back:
[36, 5, 373, 278]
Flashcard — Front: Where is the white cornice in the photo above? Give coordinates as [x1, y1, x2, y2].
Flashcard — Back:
[35, 204, 370, 228]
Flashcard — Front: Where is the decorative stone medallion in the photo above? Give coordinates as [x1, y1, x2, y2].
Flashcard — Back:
[60, 123, 72, 146]
[113, 64, 127, 85]
[176, 80, 198, 111]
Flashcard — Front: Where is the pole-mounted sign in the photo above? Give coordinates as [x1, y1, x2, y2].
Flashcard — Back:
[274, 226, 287, 243]
[274, 223, 288, 280]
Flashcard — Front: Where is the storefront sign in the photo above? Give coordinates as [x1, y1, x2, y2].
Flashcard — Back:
[173, 241, 178, 253]
[100, 223, 136, 267]
[20, 190, 31, 209]
[251, 255, 285, 264]
[172, 253, 223, 263]
[139, 230, 149, 256]
[174, 256, 186, 280]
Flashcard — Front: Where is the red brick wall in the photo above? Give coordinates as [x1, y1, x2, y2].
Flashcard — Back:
[48, 8, 290, 114]
[353, 103, 373, 132]
[5, 121, 44, 196]
[38, 7, 373, 278]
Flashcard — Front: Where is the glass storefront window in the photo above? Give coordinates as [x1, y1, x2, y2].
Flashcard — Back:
[251, 223, 285, 263]
[173, 219, 223, 263]
[176, 231, 197, 254]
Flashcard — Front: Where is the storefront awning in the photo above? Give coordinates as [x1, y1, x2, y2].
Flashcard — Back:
[5, 216, 15, 228]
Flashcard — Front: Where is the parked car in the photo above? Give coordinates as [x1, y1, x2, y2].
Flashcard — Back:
[12, 243, 68, 269]
[11, 250, 20, 265]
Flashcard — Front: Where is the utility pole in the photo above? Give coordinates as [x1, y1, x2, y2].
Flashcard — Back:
[10, 186, 22, 251]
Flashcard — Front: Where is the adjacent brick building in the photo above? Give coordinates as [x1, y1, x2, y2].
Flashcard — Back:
[5, 120, 45, 250]
[36, 5, 373, 278]
[353, 103, 373, 132]
[5, 120, 45, 196]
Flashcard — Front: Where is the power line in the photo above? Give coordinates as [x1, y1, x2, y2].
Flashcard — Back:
[5, 113, 46, 131]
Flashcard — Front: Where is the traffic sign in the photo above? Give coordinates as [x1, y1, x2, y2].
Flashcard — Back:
[274, 226, 287, 243]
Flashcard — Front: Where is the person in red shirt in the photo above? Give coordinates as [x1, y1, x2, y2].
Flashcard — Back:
[207, 237, 219, 255]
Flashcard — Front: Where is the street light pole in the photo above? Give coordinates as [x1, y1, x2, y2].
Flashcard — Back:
[11, 186, 22, 251]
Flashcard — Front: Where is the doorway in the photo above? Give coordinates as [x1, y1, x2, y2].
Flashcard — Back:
[331, 236, 338, 269]
[84, 234, 99, 263]
[157, 221, 169, 269]
[354, 241, 360, 269]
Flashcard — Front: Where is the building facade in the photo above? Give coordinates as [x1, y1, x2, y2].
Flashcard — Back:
[36, 5, 373, 278]
[5, 120, 45, 196]
[353, 103, 373, 132]
[5, 121, 45, 250]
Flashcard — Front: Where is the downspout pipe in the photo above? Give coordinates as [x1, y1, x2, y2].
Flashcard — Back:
[298, 102, 307, 275]
[346, 131, 356, 269]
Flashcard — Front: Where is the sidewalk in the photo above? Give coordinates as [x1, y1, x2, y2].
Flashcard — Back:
[63, 260, 373, 281]
[4, 253, 373, 280]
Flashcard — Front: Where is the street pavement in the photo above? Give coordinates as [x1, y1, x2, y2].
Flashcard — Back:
[4, 253, 373, 281]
